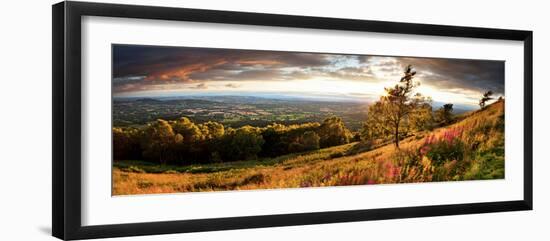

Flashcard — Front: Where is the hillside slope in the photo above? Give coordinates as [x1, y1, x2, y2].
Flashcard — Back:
[113, 100, 505, 195]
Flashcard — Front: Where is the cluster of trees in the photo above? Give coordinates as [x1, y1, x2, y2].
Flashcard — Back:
[113, 116, 354, 165]
[360, 65, 457, 148]
[360, 64, 497, 148]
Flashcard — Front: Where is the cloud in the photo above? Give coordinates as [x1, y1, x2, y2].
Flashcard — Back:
[398, 57, 505, 95]
[112, 75, 146, 84]
[224, 83, 241, 88]
[113, 45, 330, 83]
[349, 56, 505, 96]
[190, 83, 208, 89]
[326, 66, 375, 81]
[236, 60, 282, 66]
[112, 45, 505, 99]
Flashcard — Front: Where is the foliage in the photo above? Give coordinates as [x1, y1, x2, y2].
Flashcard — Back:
[409, 102, 435, 131]
[111, 64, 506, 194]
[434, 103, 454, 125]
[301, 131, 321, 151]
[318, 116, 351, 148]
[140, 119, 178, 164]
[221, 126, 265, 161]
[113, 116, 349, 165]
[479, 91, 494, 109]
[112, 127, 141, 160]
[361, 65, 430, 148]
[420, 128, 465, 166]
[259, 122, 321, 157]
[113, 100, 505, 195]
[399, 100, 505, 182]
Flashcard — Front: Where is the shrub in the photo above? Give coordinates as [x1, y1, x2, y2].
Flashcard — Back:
[241, 173, 270, 185]
[392, 149, 432, 183]
[301, 131, 320, 151]
[420, 128, 465, 166]
[288, 142, 305, 153]
[137, 180, 153, 189]
[329, 152, 345, 159]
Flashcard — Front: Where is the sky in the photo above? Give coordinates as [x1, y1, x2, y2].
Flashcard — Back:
[112, 45, 505, 107]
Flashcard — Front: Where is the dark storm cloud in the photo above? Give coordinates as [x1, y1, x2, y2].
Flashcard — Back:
[112, 45, 331, 92]
[112, 45, 504, 96]
[398, 57, 505, 95]
[189, 68, 287, 82]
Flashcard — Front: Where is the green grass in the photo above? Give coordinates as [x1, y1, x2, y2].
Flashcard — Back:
[114, 142, 364, 175]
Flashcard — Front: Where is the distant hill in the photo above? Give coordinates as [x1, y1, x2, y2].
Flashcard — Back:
[114, 97, 220, 105]
[431, 101, 476, 114]
[135, 97, 161, 103]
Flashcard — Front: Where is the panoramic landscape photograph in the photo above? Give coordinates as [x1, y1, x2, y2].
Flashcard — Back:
[111, 44, 505, 195]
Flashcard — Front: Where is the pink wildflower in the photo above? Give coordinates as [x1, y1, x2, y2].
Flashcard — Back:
[420, 145, 430, 155]
[385, 163, 400, 178]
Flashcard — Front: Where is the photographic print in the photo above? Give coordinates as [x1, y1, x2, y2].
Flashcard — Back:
[111, 44, 505, 195]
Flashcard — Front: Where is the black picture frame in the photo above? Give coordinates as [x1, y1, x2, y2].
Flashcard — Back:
[52, 1, 533, 240]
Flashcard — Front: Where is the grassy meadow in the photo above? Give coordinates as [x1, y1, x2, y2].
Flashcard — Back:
[113, 100, 504, 195]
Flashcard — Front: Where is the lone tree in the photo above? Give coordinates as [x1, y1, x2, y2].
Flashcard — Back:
[479, 91, 494, 109]
[363, 65, 428, 148]
[435, 103, 454, 125]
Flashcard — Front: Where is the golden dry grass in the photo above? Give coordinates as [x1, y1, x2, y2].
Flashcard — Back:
[113, 100, 504, 195]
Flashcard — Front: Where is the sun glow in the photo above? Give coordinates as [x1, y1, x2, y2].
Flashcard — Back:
[416, 84, 481, 107]
[239, 78, 388, 96]
[115, 77, 485, 107]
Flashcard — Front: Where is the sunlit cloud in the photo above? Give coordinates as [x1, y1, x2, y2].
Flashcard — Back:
[113, 45, 505, 106]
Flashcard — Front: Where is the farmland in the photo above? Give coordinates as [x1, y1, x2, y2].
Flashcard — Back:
[113, 96, 370, 131]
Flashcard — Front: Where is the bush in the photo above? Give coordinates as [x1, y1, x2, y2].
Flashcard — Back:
[420, 128, 465, 166]
[288, 142, 305, 153]
[329, 152, 345, 159]
[241, 173, 270, 185]
[301, 131, 320, 151]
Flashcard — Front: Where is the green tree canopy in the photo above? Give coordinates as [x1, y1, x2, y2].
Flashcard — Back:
[301, 131, 320, 151]
[141, 119, 177, 164]
[361, 65, 429, 148]
[435, 103, 454, 125]
[222, 126, 265, 161]
[171, 117, 201, 142]
[318, 116, 350, 148]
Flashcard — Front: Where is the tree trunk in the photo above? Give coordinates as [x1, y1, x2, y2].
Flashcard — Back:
[159, 149, 165, 165]
[394, 123, 400, 148]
